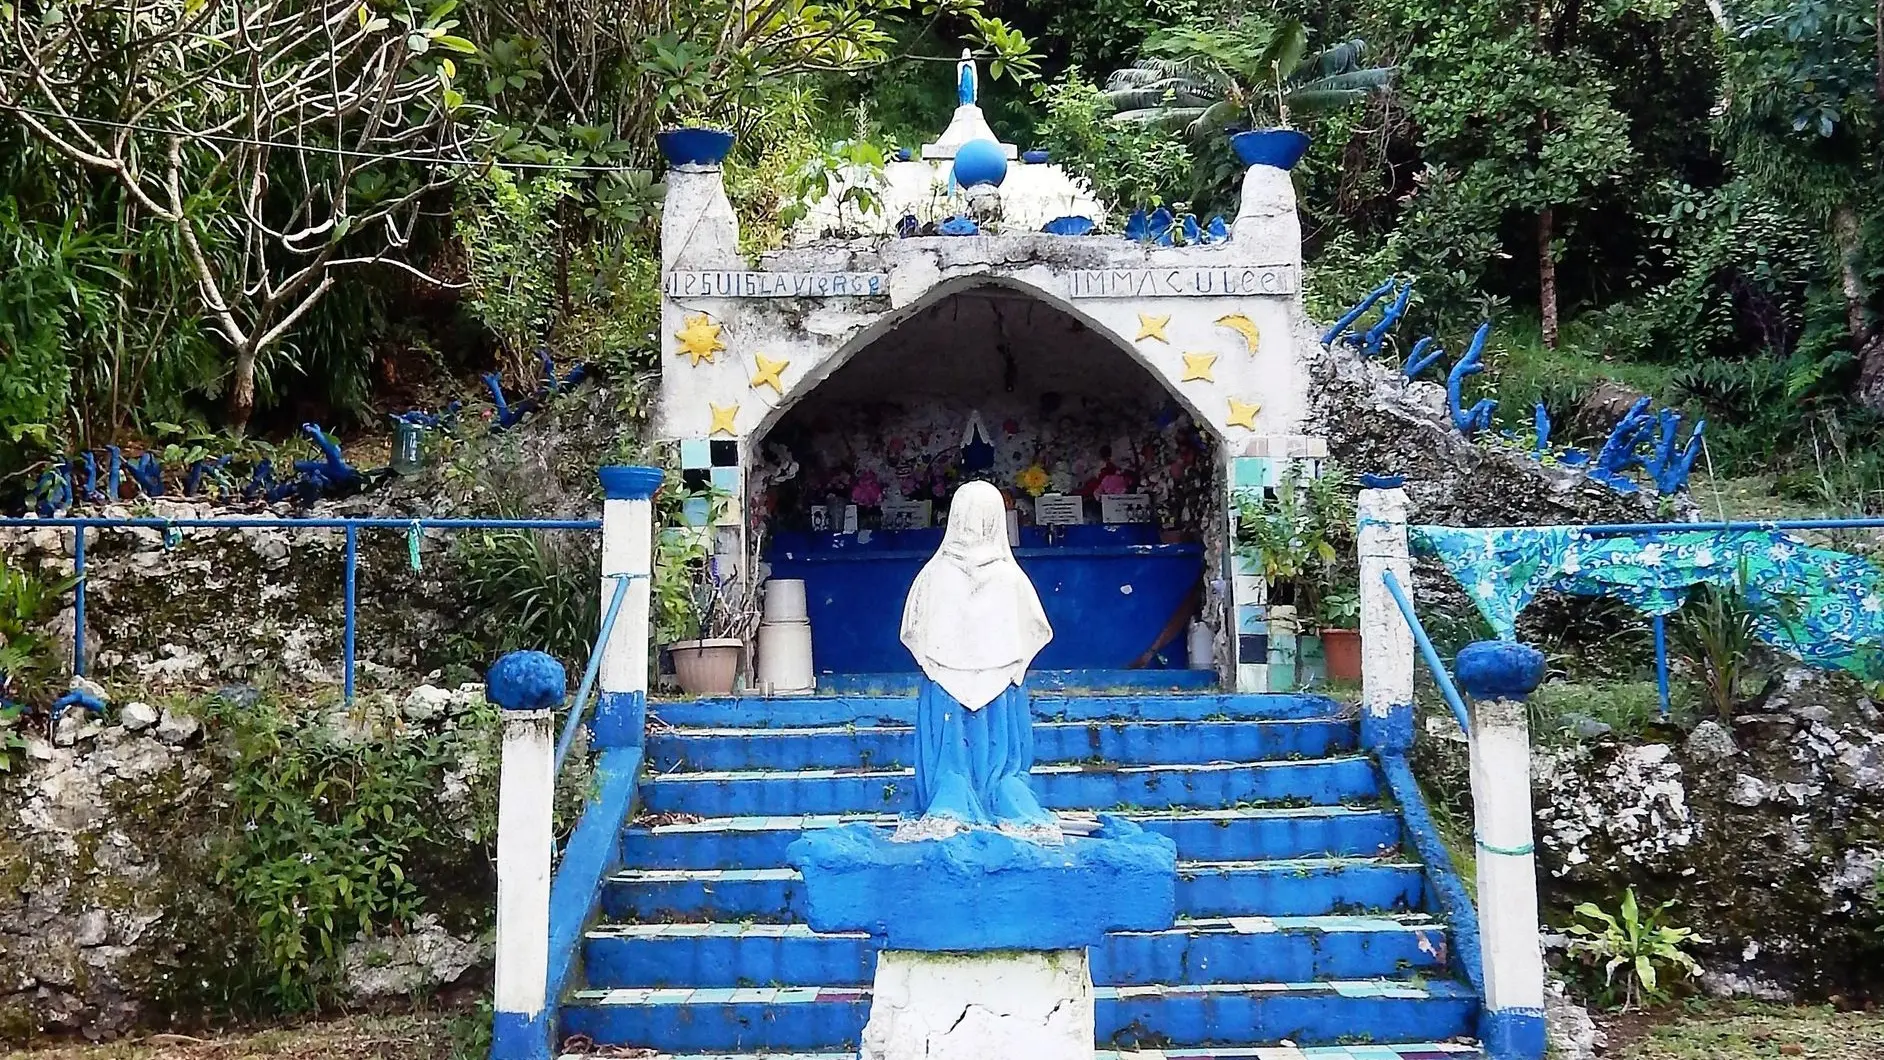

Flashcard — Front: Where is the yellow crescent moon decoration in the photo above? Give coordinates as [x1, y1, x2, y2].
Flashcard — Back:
[1216, 313, 1261, 354]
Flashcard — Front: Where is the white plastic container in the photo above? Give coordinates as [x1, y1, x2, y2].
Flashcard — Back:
[763, 578, 809, 624]
[757, 620, 815, 694]
[1187, 620, 1215, 670]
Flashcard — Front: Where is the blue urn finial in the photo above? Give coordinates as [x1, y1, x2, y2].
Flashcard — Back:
[957, 48, 977, 106]
[1454, 641, 1546, 702]
[487, 650, 568, 712]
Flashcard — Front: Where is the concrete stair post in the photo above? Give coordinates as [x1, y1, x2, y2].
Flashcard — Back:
[1456, 641, 1549, 1060]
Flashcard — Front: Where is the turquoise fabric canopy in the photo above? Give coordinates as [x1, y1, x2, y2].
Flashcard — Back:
[1411, 525, 1884, 678]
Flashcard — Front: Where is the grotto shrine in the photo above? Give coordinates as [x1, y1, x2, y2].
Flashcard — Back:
[655, 56, 1324, 693]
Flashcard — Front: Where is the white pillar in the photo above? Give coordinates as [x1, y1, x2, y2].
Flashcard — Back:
[491, 701, 556, 1060]
[1357, 486, 1414, 753]
[597, 466, 662, 748]
[1456, 641, 1547, 1060]
[1231, 164, 1301, 265]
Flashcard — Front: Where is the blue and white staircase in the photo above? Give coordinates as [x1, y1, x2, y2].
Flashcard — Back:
[555, 675, 1484, 1059]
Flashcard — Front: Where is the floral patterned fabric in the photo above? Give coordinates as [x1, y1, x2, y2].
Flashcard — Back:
[1411, 525, 1884, 677]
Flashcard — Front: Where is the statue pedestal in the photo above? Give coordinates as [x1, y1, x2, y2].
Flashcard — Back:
[862, 949, 1092, 1060]
[789, 815, 1175, 1060]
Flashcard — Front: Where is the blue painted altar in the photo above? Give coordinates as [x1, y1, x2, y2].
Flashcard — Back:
[767, 528, 1202, 673]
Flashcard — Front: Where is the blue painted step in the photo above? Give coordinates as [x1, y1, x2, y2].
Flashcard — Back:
[621, 806, 1401, 870]
[582, 915, 1452, 989]
[813, 669, 1217, 695]
[647, 718, 1356, 772]
[649, 692, 1344, 729]
[559, 979, 1477, 1052]
[600, 858, 1422, 923]
[637, 757, 1380, 816]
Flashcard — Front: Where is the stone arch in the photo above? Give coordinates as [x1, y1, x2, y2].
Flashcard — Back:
[748, 272, 1228, 447]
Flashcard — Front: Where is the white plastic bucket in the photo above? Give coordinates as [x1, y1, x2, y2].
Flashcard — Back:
[757, 620, 815, 694]
[763, 579, 809, 624]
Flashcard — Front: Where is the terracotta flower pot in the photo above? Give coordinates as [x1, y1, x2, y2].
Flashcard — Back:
[669, 637, 744, 696]
[1320, 628, 1362, 683]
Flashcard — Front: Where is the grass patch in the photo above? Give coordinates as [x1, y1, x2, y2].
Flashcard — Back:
[0, 1013, 484, 1060]
[1608, 1002, 1884, 1059]
[1481, 316, 1684, 441]
[1530, 680, 1695, 743]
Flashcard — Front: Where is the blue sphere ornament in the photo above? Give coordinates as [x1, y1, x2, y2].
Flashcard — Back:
[952, 139, 1008, 189]
[487, 650, 568, 712]
[1454, 641, 1546, 701]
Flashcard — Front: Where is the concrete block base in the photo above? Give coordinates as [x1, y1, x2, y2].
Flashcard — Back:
[862, 949, 1093, 1060]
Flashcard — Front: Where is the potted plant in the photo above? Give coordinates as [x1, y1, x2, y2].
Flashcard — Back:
[642, 35, 737, 166]
[1103, 18, 1394, 171]
[1316, 581, 1363, 683]
[665, 557, 759, 696]
[1234, 463, 1357, 682]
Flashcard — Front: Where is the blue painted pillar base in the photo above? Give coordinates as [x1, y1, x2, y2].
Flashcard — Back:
[1481, 1006, 1548, 1060]
[1360, 701, 1414, 754]
[490, 1009, 551, 1060]
[593, 689, 646, 749]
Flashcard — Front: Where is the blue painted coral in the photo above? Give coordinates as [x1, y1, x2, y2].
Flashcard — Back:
[487, 650, 569, 712]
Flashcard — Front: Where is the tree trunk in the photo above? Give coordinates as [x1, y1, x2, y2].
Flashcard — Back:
[1836, 201, 1884, 409]
[1538, 207, 1560, 349]
[1833, 203, 1870, 345]
[227, 347, 257, 431]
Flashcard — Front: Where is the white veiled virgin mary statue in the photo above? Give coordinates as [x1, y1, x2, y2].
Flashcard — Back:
[899, 481, 1055, 830]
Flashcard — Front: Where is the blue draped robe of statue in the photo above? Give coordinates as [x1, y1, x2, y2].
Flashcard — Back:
[913, 677, 1054, 828]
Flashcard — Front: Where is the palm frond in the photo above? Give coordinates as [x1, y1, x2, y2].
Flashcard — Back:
[1293, 39, 1369, 82]
[1115, 106, 1210, 131]
[1263, 20, 1309, 85]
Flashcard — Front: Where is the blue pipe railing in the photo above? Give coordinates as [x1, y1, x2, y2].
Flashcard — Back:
[0, 514, 602, 699]
[554, 573, 637, 774]
[1575, 515, 1884, 536]
[1380, 568, 1473, 736]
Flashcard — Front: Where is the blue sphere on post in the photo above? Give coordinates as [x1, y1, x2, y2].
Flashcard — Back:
[1454, 641, 1546, 702]
[487, 650, 568, 712]
[952, 139, 1008, 189]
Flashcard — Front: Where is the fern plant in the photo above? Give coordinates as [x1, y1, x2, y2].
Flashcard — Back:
[0, 560, 76, 708]
[1104, 18, 1393, 134]
[1564, 887, 1704, 1010]
[1667, 560, 1797, 723]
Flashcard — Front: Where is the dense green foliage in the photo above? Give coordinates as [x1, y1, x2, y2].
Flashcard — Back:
[1, 0, 1882, 496]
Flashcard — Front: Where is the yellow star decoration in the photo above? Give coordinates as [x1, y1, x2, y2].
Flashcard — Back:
[708, 402, 740, 437]
[1180, 352, 1218, 383]
[749, 353, 789, 395]
[1135, 313, 1171, 344]
[674, 313, 725, 366]
[1216, 313, 1261, 354]
[1226, 398, 1261, 431]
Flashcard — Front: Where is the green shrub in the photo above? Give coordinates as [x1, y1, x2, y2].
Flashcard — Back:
[203, 691, 499, 1010]
[1564, 887, 1705, 1010]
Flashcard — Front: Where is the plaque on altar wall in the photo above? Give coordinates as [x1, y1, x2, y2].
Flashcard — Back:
[1035, 494, 1085, 526]
[880, 500, 933, 530]
[1100, 493, 1154, 524]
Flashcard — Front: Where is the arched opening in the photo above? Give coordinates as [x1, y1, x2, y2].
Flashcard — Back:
[748, 285, 1224, 678]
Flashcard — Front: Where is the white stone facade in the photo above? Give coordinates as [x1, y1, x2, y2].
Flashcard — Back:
[656, 146, 1325, 690]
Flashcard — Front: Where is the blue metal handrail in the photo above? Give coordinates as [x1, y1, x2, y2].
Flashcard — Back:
[554, 573, 638, 774]
[0, 513, 602, 700]
[1380, 569, 1474, 735]
[1516, 515, 1884, 537]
